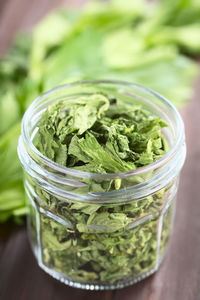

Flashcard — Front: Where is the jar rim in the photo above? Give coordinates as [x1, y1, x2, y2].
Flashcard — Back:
[21, 79, 184, 180]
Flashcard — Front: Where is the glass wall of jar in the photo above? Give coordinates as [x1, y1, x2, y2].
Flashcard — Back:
[18, 80, 186, 290]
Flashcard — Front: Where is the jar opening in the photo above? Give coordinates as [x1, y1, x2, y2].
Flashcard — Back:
[20, 80, 185, 180]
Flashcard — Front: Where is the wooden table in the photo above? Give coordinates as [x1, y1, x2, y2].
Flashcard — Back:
[0, 1, 200, 299]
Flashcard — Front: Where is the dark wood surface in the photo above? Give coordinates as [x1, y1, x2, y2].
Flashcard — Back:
[0, 1, 200, 299]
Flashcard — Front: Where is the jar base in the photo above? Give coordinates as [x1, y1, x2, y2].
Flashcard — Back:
[37, 256, 165, 290]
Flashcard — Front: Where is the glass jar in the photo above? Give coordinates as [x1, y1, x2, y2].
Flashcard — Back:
[17, 80, 186, 290]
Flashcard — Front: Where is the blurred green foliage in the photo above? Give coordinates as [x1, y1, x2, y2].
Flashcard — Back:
[0, 0, 199, 223]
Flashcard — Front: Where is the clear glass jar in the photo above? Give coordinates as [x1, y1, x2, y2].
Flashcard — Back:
[17, 80, 186, 290]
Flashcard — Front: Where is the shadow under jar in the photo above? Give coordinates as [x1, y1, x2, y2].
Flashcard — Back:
[17, 80, 186, 290]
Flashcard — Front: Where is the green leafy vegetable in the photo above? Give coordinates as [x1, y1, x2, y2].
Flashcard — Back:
[27, 92, 175, 285]
[34, 94, 167, 172]
[0, 124, 27, 223]
[29, 188, 175, 284]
